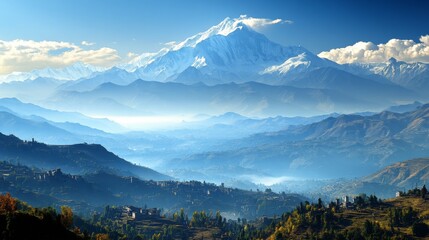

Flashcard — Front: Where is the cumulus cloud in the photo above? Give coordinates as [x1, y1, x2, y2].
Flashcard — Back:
[0, 39, 120, 74]
[238, 15, 292, 30]
[318, 35, 429, 64]
[420, 35, 429, 45]
[81, 40, 95, 46]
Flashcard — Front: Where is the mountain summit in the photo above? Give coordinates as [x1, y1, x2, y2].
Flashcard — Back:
[122, 16, 323, 84]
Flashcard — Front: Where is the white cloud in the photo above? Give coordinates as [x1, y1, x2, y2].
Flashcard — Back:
[318, 35, 429, 64]
[81, 41, 95, 46]
[420, 35, 429, 45]
[238, 15, 292, 30]
[0, 39, 120, 74]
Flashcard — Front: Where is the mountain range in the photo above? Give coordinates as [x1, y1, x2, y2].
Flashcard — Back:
[48, 79, 369, 116]
[166, 104, 429, 181]
[0, 16, 427, 117]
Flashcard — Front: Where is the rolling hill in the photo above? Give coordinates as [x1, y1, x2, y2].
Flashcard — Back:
[364, 158, 429, 189]
[167, 104, 429, 180]
[0, 132, 169, 180]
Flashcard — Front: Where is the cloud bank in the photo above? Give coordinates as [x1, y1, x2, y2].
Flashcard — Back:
[0, 39, 120, 74]
[318, 35, 429, 64]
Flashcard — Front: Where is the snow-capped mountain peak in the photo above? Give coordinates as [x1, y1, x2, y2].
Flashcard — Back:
[343, 57, 429, 87]
[262, 53, 312, 75]
[171, 16, 251, 51]
[122, 16, 255, 72]
[117, 15, 340, 84]
[261, 52, 337, 76]
[0, 62, 107, 83]
[123, 48, 170, 72]
[123, 15, 289, 70]
[119, 15, 312, 83]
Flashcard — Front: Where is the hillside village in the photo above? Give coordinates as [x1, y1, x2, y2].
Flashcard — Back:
[0, 160, 304, 220]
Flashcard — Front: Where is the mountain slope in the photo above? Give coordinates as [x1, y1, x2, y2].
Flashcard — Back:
[364, 158, 429, 189]
[58, 67, 139, 91]
[122, 16, 327, 84]
[0, 132, 169, 180]
[0, 111, 82, 143]
[287, 67, 419, 105]
[48, 79, 367, 116]
[168, 104, 429, 179]
[0, 97, 124, 132]
[261, 52, 338, 82]
[0, 77, 63, 102]
[344, 58, 429, 93]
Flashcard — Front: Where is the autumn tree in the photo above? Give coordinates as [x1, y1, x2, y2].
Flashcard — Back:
[0, 192, 17, 214]
[60, 205, 74, 229]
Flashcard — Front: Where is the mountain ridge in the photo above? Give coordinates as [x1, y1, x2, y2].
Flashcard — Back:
[0, 132, 169, 180]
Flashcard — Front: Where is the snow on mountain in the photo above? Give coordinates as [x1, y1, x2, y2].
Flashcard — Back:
[344, 58, 429, 86]
[261, 52, 338, 77]
[120, 16, 252, 74]
[122, 48, 170, 72]
[122, 16, 312, 83]
[191, 56, 207, 69]
[0, 62, 107, 83]
[370, 58, 428, 85]
[171, 16, 247, 50]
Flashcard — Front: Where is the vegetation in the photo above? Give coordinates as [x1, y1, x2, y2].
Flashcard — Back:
[0, 160, 303, 220]
[2, 182, 429, 239]
[266, 188, 429, 239]
[0, 193, 80, 239]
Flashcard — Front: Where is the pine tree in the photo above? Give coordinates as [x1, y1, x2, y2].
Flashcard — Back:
[422, 185, 427, 199]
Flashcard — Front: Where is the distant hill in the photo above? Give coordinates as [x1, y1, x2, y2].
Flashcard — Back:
[311, 158, 429, 200]
[288, 67, 417, 105]
[0, 97, 124, 132]
[0, 111, 81, 143]
[364, 158, 429, 189]
[170, 104, 429, 180]
[49, 79, 370, 117]
[0, 132, 169, 180]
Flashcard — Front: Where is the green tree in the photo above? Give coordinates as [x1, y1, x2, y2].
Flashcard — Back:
[412, 222, 429, 237]
[422, 185, 427, 199]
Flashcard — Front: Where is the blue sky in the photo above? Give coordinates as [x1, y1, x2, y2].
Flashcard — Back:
[0, 0, 428, 73]
[2, 0, 428, 53]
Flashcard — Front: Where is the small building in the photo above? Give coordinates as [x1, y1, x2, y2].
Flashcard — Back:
[342, 196, 354, 209]
[125, 206, 161, 220]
